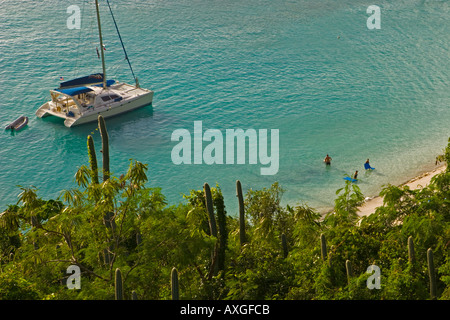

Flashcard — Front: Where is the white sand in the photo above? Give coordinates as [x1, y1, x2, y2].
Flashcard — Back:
[357, 164, 447, 217]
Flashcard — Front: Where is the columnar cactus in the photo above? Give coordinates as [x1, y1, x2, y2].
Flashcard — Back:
[171, 267, 179, 300]
[203, 183, 217, 237]
[55, 244, 61, 259]
[427, 248, 437, 300]
[204, 183, 218, 276]
[236, 180, 246, 246]
[115, 268, 123, 300]
[345, 260, 353, 284]
[98, 115, 110, 182]
[320, 233, 327, 262]
[213, 186, 227, 272]
[87, 135, 99, 184]
[103, 211, 116, 231]
[103, 249, 111, 266]
[136, 232, 142, 246]
[281, 233, 288, 258]
[408, 236, 415, 264]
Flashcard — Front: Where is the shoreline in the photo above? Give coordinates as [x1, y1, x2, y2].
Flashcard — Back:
[357, 163, 447, 217]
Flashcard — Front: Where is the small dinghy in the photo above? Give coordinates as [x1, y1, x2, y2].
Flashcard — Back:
[5, 116, 28, 131]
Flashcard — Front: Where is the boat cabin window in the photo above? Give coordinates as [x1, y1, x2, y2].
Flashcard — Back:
[100, 94, 121, 102]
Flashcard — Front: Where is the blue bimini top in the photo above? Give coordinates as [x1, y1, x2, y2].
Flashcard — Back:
[55, 80, 116, 96]
[56, 86, 93, 96]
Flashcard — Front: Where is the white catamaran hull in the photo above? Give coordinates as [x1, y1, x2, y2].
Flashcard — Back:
[66, 91, 153, 127]
[36, 83, 153, 127]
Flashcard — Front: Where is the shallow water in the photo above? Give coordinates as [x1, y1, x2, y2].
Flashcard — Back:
[1, 0, 449, 214]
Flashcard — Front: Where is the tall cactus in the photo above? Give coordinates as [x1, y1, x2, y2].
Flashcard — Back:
[87, 135, 99, 184]
[204, 183, 217, 237]
[204, 183, 218, 276]
[281, 233, 288, 258]
[236, 180, 246, 246]
[345, 260, 353, 285]
[213, 186, 227, 272]
[115, 268, 123, 300]
[407, 236, 415, 264]
[103, 211, 116, 232]
[320, 233, 327, 262]
[427, 248, 437, 300]
[98, 115, 110, 182]
[171, 267, 179, 300]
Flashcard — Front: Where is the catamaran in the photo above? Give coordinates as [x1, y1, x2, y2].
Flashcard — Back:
[35, 0, 153, 127]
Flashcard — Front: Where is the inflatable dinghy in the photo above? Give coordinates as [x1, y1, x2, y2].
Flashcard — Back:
[5, 116, 28, 131]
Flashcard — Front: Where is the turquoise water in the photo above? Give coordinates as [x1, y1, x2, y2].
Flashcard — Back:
[1, 0, 449, 214]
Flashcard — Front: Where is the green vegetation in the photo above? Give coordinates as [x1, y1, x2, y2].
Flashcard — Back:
[0, 119, 449, 300]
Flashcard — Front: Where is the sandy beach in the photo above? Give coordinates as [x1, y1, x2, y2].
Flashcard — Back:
[358, 163, 447, 217]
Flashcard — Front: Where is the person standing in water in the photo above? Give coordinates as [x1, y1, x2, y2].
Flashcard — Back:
[353, 170, 359, 180]
[324, 154, 332, 166]
[364, 159, 374, 170]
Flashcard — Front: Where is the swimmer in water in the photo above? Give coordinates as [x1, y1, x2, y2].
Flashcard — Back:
[324, 154, 332, 166]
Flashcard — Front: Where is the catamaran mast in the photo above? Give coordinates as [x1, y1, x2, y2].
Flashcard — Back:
[106, 0, 140, 88]
[95, 0, 107, 89]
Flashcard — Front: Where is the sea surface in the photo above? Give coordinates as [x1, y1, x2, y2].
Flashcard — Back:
[1, 0, 449, 214]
